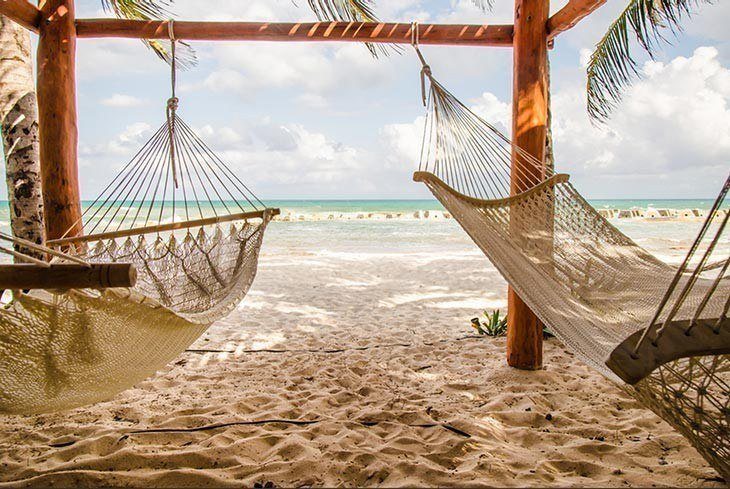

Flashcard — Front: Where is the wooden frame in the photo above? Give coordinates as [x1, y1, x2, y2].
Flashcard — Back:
[508, 0, 551, 370]
[75, 20, 514, 46]
[0, 0, 608, 370]
[0, 1, 598, 43]
[0, 0, 41, 32]
[47, 208, 280, 247]
[547, 0, 607, 40]
[37, 0, 83, 241]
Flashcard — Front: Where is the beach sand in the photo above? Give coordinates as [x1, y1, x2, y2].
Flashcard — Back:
[0, 222, 724, 487]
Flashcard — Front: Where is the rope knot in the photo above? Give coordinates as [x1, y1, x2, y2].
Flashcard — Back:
[167, 97, 179, 112]
[419, 64, 432, 107]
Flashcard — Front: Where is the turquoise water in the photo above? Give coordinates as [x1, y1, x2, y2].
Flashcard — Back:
[0, 199, 724, 267]
[0, 199, 723, 232]
[65, 198, 728, 213]
[268, 199, 726, 212]
[589, 199, 726, 211]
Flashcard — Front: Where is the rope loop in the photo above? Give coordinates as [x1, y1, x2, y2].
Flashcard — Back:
[167, 19, 179, 189]
[410, 21, 419, 47]
[411, 22, 432, 106]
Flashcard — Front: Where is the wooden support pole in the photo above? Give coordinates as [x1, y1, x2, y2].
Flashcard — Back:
[547, 0, 606, 40]
[75, 19, 514, 46]
[0, 262, 137, 289]
[508, 0, 549, 370]
[0, 0, 41, 32]
[37, 0, 82, 241]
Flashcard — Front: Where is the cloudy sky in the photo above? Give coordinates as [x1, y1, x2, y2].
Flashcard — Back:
[15, 0, 730, 200]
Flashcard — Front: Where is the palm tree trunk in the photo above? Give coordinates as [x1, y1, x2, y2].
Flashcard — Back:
[0, 15, 45, 259]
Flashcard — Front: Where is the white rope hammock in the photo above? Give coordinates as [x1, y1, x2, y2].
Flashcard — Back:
[411, 44, 729, 478]
[0, 237, 204, 414]
[1, 22, 277, 414]
[47, 21, 278, 323]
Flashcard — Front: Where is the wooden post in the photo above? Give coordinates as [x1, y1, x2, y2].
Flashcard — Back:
[36, 0, 82, 241]
[507, 0, 549, 369]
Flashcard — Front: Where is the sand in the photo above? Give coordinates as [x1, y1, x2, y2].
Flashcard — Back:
[0, 231, 723, 487]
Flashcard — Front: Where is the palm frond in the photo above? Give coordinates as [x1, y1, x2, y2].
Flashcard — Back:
[100, 0, 197, 69]
[298, 0, 391, 56]
[586, 0, 709, 122]
[470, 0, 494, 11]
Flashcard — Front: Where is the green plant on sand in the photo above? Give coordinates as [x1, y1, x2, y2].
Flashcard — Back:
[471, 310, 508, 336]
[471, 309, 555, 338]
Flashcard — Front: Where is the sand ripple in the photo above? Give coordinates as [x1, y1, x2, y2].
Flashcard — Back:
[0, 247, 722, 487]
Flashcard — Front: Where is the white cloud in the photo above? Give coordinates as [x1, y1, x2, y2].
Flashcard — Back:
[80, 122, 153, 160]
[376, 46, 730, 198]
[100, 94, 145, 108]
[77, 118, 381, 198]
[297, 93, 329, 109]
[381, 116, 426, 168]
[55, 1, 729, 203]
[471, 92, 511, 133]
[553, 47, 730, 196]
[198, 42, 395, 99]
[77, 39, 160, 80]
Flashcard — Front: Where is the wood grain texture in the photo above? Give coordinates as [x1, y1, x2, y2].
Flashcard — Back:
[37, 0, 82, 241]
[606, 318, 730, 384]
[75, 19, 514, 46]
[0, 262, 136, 289]
[47, 208, 280, 247]
[547, 0, 606, 40]
[0, 0, 41, 32]
[507, 0, 550, 370]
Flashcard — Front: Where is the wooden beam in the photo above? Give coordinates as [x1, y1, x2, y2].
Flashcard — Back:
[547, 0, 606, 40]
[0, 263, 137, 289]
[607, 317, 730, 384]
[47, 208, 280, 247]
[37, 0, 83, 241]
[0, 0, 41, 32]
[75, 19, 514, 46]
[508, 0, 550, 370]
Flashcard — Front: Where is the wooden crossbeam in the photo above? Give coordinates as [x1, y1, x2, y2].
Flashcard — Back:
[0, 0, 41, 32]
[0, 263, 137, 289]
[547, 0, 606, 40]
[74, 20, 514, 46]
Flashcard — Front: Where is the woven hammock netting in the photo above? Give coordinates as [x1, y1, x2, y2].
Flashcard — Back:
[414, 68, 729, 477]
[53, 114, 275, 323]
[1, 37, 276, 413]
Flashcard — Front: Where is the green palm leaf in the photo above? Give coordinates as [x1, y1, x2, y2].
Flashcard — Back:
[302, 0, 492, 56]
[299, 0, 388, 56]
[586, 0, 711, 122]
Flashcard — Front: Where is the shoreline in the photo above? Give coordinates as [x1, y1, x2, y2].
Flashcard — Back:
[271, 208, 729, 222]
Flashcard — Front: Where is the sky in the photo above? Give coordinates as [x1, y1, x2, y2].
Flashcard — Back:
[6, 0, 730, 200]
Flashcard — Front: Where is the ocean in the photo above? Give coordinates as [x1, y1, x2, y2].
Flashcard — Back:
[0, 199, 725, 267]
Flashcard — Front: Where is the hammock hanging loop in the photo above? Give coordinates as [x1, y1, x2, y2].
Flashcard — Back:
[411, 21, 431, 107]
[166, 19, 179, 188]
